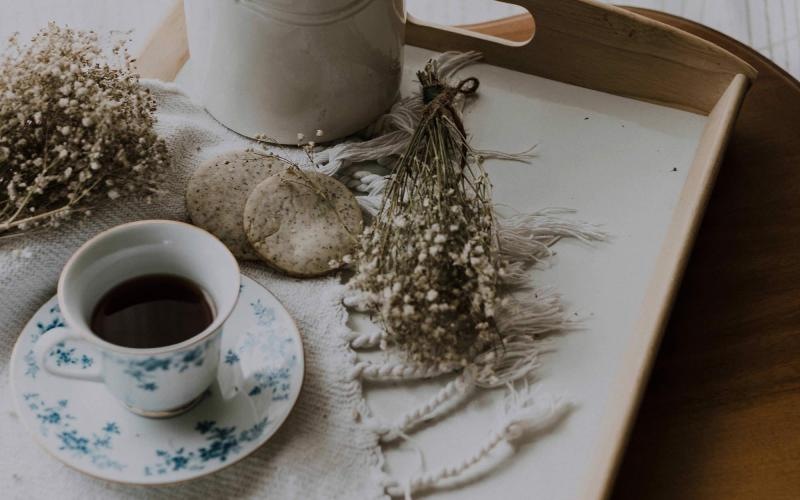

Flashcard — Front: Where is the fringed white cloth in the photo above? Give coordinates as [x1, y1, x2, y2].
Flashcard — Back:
[333, 50, 605, 498]
[315, 51, 481, 177]
[384, 386, 572, 499]
[315, 51, 538, 215]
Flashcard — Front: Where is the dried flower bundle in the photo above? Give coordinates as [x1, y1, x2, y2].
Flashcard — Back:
[0, 23, 169, 236]
[350, 60, 507, 365]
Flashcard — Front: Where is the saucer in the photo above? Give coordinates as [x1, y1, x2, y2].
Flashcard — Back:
[9, 274, 304, 485]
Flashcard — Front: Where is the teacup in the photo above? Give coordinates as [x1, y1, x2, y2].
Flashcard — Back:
[34, 220, 240, 418]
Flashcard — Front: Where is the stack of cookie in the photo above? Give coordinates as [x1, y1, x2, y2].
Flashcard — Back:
[186, 151, 363, 277]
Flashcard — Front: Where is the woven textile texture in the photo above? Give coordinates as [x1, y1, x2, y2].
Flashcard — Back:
[0, 80, 386, 500]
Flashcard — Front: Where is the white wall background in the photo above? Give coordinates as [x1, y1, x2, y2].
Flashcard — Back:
[0, 0, 798, 77]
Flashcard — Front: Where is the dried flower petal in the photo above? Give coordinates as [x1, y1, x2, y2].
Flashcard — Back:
[0, 23, 169, 235]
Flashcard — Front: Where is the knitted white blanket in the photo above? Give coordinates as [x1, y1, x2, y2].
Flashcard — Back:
[0, 80, 386, 500]
[1, 60, 603, 498]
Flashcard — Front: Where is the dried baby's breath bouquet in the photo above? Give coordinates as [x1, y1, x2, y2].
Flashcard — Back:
[350, 61, 508, 365]
[0, 23, 168, 236]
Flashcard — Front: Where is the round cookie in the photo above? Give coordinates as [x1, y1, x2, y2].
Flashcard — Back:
[186, 151, 288, 259]
[243, 171, 363, 277]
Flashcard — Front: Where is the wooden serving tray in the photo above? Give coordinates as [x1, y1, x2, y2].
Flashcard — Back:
[137, 2, 755, 499]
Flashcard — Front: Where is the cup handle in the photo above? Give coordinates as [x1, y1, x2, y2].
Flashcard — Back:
[34, 327, 104, 382]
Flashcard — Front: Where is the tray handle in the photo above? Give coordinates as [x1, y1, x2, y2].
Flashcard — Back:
[407, 0, 756, 115]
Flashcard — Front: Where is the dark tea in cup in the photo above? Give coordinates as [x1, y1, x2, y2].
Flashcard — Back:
[90, 274, 214, 349]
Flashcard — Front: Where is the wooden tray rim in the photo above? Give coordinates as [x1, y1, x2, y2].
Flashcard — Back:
[135, 3, 752, 498]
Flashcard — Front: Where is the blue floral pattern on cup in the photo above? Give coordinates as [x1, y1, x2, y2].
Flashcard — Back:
[50, 343, 93, 368]
[93, 331, 223, 414]
[120, 344, 208, 392]
[220, 299, 298, 402]
[11, 275, 304, 484]
[224, 350, 240, 365]
[23, 305, 96, 378]
[23, 305, 66, 378]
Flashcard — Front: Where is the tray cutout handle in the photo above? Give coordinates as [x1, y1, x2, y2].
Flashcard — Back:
[406, 0, 757, 115]
[408, 1, 535, 46]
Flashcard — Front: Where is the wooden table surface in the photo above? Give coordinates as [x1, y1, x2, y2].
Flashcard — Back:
[466, 8, 800, 500]
[613, 8, 800, 500]
[137, 5, 800, 498]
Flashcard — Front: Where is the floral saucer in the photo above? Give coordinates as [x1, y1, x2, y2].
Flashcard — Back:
[9, 275, 304, 485]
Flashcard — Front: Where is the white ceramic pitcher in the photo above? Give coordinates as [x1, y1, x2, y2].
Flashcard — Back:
[184, 0, 406, 144]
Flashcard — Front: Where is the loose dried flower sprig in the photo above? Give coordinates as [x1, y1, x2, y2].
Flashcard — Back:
[0, 23, 169, 237]
[249, 131, 360, 247]
[349, 60, 508, 365]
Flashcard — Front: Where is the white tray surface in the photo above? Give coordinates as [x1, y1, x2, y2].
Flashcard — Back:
[362, 47, 706, 500]
[178, 45, 707, 499]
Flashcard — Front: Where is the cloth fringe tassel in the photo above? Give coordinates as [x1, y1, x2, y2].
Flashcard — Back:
[383, 386, 572, 499]
[315, 51, 503, 215]
[351, 211, 603, 449]
[333, 50, 605, 498]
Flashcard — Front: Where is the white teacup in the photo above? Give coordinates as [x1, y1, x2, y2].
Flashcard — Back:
[34, 220, 240, 418]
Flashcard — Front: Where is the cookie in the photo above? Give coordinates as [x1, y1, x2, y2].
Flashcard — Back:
[243, 171, 363, 277]
[186, 151, 288, 259]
